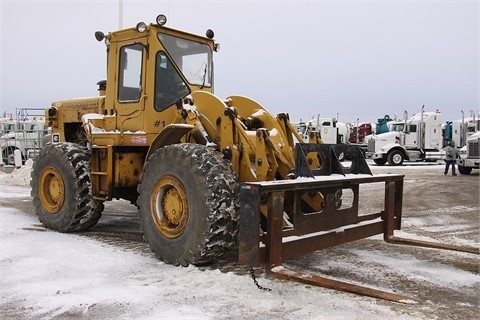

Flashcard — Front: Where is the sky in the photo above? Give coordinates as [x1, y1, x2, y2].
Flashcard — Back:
[0, 0, 478, 124]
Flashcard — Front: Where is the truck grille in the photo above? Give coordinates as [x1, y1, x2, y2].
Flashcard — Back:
[367, 139, 375, 152]
[467, 139, 479, 158]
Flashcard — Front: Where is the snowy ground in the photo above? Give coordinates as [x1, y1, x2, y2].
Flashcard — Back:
[0, 160, 479, 319]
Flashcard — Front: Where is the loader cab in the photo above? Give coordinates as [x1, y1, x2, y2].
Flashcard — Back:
[100, 15, 216, 134]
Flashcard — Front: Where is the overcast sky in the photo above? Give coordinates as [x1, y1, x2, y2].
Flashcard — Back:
[1, 0, 478, 123]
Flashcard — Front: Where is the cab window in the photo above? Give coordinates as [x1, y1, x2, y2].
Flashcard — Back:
[157, 33, 212, 87]
[154, 52, 190, 111]
[118, 43, 143, 102]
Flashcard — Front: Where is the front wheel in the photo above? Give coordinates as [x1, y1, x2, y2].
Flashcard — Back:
[387, 150, 404, 166]
[137, 144, 239, 266]
[374, 158, 387, 166]
[2, 146, 20, 165]
[458, 166, 472, 175]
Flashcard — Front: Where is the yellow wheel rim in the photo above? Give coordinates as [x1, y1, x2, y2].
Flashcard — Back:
[39, 166, 65, 214]
[306, 151, 323, 170]
[151, 176, 189, 239]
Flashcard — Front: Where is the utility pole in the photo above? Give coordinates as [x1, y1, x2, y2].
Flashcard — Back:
[119, 0, 123, 29]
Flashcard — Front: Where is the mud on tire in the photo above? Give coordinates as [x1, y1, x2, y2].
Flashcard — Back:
[137, 144, 239, 266]
[31, 143, 104, 232]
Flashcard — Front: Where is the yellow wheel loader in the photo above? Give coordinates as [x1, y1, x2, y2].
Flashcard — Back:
[31, 15, 477, 301]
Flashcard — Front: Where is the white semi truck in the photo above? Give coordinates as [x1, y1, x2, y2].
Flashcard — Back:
[0, 118, 47, 165]
[457, 130, 480, 174]
[299, 116, 349, 144]
[365, 108, 444, 166]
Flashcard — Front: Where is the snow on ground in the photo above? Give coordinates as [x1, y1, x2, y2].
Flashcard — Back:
[0, 161, 478, 319]
[1, 208, 420, 320]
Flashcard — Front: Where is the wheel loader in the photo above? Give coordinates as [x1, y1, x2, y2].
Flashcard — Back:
[31, 15, 477, 302]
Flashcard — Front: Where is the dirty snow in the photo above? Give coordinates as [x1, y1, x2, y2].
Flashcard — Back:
[0, 161, 478, 319]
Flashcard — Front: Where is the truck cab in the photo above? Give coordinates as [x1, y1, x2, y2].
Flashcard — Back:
[457, 128, 480, 174]
[301, 116, 348, 144]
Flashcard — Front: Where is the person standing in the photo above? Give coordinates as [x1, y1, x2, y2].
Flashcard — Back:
[444, 140, 459, 176]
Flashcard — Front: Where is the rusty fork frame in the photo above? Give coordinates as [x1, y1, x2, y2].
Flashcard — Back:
[239, 173, 416, 302]
[238, 145, 479, 302]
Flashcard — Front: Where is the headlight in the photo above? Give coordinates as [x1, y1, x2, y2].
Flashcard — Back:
[156, 14, 167, 26]
[206, 29, 214, 39]
[136, 22, 147, 33]
[48, 107, 57, 118]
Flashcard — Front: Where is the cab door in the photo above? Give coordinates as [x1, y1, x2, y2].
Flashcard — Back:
[115, 41, 147, 132]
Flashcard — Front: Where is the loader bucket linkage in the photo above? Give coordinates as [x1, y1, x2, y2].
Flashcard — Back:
[238, 144, 479, 303]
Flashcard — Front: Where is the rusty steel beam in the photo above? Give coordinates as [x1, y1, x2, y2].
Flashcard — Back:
[386, 236, 480, 255]
[280, 220, 388, 260]
[269, 267, 417, 304]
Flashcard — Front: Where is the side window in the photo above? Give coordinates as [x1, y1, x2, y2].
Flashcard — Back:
[409, 124, 417, 133]
[118, 44, 143, 103]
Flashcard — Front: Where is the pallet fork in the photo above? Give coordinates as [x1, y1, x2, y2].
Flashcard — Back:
[238, 144, 479, 302]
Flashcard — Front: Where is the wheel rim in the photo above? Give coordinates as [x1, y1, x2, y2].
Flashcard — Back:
[7, 154, 15, 165]
[393, 153, 402, 164]
[151, 175, 189, 239]
[6, 148, 16, 165]
[307, 151, 323, 169]
[39, 166, 65, 214]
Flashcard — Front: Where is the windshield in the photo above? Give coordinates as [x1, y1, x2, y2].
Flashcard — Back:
[157, 33, 212, 87]
[391, 124, 405, 132]
[154, 51, 190, 111]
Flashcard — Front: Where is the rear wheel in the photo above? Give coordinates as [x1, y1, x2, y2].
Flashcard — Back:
[31, 143, 103, 232]
[137, 144, 239, 266]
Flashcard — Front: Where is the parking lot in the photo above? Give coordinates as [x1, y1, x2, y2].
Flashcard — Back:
[1, 161, 479, 319]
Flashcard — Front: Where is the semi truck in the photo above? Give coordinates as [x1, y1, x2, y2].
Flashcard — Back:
[457, 129, 480, 174]
[366, 107, 444, 165]
[444, 113, 479, 147]
[348, 122, 372, 144]
[298, 115, 349, 144]
[1, 117, 47, 165]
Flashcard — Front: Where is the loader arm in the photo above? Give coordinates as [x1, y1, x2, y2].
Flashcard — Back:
[190, 91, 297, 182]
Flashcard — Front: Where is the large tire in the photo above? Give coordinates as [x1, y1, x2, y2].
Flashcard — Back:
[137, 144, 239, 266]
[31, 143, 104, 232]
[458, 166, 472, 175]
[387, 150, 404, 166]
